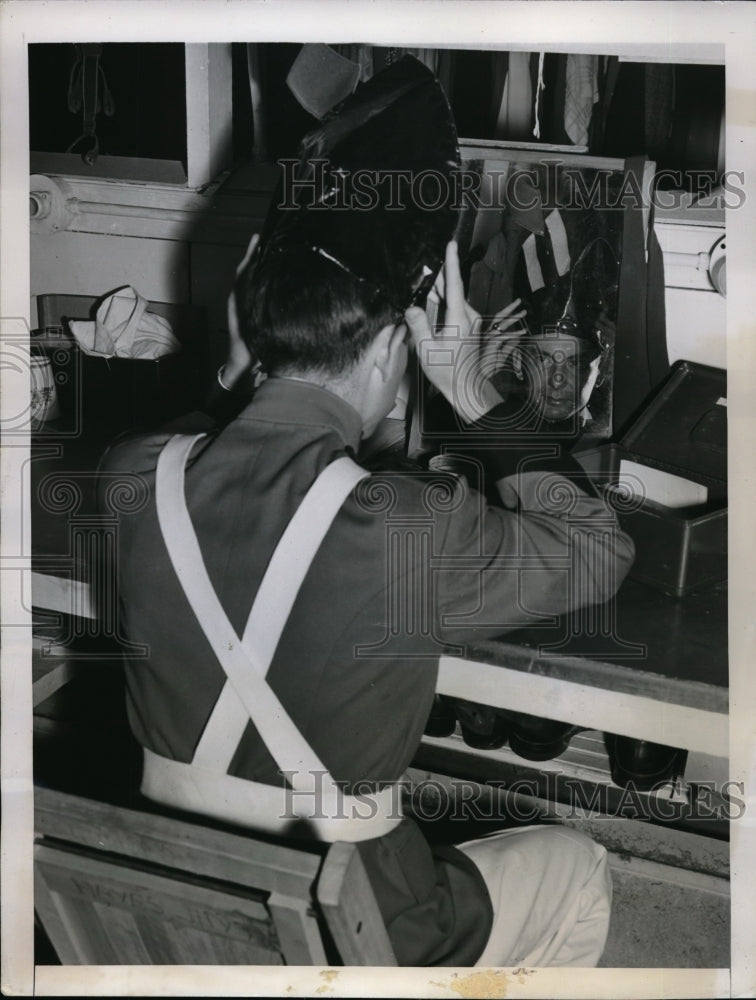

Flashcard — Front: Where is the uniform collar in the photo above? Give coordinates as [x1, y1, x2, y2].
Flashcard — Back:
[242, 376, 364, 451]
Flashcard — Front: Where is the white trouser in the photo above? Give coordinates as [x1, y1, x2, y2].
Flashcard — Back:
[457, 825, 612, 967]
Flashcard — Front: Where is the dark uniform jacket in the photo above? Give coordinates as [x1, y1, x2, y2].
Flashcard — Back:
[102, 376, 634, 966]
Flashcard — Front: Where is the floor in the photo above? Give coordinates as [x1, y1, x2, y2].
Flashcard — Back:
[598, 857, 730, 968]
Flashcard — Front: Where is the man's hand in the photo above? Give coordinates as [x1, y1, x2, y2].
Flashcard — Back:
[480, 297, 529, 385]
[405, 241, 527, 423]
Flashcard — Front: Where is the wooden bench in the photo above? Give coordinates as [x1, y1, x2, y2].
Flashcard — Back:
[34, 786, 397, 966]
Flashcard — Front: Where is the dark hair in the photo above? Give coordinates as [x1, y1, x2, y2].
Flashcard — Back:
[234, 244, 401, 377]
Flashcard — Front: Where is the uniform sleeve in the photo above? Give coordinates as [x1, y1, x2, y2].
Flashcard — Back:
[431, 463, 635, 642]
[97, 405, 221, 480]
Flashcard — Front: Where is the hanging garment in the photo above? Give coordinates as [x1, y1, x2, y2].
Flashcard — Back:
[587, 56, 616, 152]
[468, 231, 514, 317]
[613, 156, 670, 432]
[518, 208, 573, 298]
[537, 53, 569, 146]
[145, 432, 404, 843]
[494, 51, 533, 140]
[490, 52, 510, 130]
[507, 168, 545, 236]
[564, 54, 599, 147]
[643, 64, 675, 162]
[66, 42, 115, 165]
[532, 52, 546, 139]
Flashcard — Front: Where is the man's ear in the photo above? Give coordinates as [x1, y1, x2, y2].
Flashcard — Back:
[372, 322, 406, 382]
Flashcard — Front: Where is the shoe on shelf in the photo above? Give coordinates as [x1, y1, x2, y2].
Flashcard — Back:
[506, 711, 583, 761]
[423, 694, 457, 738]
[453, 699, 509, 750]
[605, 734, 687, 791]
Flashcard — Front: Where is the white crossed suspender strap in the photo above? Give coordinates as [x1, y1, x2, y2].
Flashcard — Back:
[143, 432, 403, 842]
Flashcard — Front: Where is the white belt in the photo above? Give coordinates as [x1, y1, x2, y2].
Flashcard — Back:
[150, 433, 404, 843]
[142, 748, 404, 843]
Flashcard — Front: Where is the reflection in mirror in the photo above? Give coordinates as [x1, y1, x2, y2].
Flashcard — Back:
[455, 155, 626, 443]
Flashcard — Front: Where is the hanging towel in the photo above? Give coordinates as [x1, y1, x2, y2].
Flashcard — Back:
[564, 54, 599, 146]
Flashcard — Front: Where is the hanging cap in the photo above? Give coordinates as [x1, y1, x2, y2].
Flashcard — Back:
[522, 235, 619, 353]
[257, 55, 461, 312]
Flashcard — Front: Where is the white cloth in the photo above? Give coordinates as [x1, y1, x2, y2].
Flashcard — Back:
[564, 54, 599, 147]
[457, 825, 612, 967]
[69, 286, 179, 359]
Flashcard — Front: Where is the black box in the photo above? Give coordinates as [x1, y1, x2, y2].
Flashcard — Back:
[574, 361, 726, 597]
[34, 293, 209, 442]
